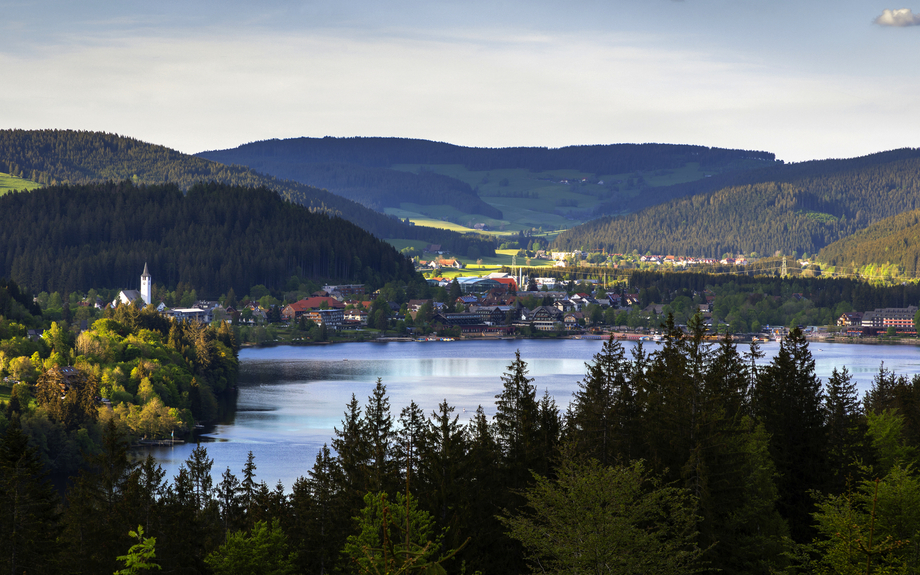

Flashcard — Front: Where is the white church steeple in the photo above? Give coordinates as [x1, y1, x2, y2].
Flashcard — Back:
[140, 263, 152, 306]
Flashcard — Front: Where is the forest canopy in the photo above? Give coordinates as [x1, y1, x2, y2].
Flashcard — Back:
[0, 181, 420, 296]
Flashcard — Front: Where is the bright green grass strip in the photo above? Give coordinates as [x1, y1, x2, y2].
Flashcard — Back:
[0, 172, 42, 195]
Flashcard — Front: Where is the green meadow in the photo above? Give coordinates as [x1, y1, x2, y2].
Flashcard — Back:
[387, 162, 735, 233]
[0, 172, 42, 195]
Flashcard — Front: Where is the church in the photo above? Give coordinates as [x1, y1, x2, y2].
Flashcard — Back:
[113, 263, 152, 307]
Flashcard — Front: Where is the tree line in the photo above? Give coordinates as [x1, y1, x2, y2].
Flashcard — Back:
[4, 318, 920, 574]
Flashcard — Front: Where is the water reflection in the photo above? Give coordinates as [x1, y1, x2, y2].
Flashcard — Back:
[138, 339, 920, 491]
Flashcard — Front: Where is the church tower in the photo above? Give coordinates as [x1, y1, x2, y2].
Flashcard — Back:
[141, 263, 152, 306]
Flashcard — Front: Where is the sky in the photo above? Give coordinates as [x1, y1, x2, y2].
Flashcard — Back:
[2, 0, 918, 163]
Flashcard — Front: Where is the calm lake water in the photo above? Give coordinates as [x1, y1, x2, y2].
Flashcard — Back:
[138, 338, 920, 490]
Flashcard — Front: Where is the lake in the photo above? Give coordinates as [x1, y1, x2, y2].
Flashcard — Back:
[138, 338, 920, 490]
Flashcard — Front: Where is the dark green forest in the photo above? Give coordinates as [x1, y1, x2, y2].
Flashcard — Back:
[0, 129, 496, 257]
[0, 181, 420, 296]
[818, 207, 920, 276]
[3, 325, 920, 574]
[200, 136, 776, 174]
[555, 149, 920, 257]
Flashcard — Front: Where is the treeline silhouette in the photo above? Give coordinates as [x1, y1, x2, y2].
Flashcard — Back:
[555, 150, 920, 257]
[4, 327, 919, 573]
[0, 129, 495, 257]
[200, 136, 776, 175]
[0, 181, 420, 296]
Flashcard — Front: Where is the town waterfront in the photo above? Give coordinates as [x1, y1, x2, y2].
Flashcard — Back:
[138, 338, 920, 490]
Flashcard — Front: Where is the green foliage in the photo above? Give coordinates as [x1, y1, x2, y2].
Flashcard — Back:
[500, 455, 705, 575]
[810, 467, 920, 575]
[205, 519, 297, 575]
[114, 526, 161, 575]
[344, 491, 464, 575]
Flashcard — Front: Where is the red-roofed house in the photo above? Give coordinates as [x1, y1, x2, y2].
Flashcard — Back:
[281, 296, 346, 321]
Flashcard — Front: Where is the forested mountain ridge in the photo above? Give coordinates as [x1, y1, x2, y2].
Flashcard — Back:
[818, 207, 920, 276]
[554, 148, 920, 258]
[199, 136, 776, 173]
[0, 129, 495, 256]
[0, 181, 420, 296]
[198, 137, 777, 226]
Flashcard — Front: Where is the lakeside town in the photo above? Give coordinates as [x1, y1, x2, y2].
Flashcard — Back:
[43, 264, 920, 349]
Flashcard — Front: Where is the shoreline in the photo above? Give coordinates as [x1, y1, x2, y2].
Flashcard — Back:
[239, 331, 920, 349]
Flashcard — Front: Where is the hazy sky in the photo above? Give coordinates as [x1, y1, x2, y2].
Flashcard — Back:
[2, 0, 918, 162]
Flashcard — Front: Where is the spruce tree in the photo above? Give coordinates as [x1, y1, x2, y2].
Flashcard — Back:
[753, 327, 828, 542]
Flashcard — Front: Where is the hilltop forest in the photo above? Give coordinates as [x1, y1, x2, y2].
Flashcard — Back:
[0, 181, 420, 296]
[818, 207, 920, 277]
[0, 129, 496, 257]
[554, 148, 920, 258]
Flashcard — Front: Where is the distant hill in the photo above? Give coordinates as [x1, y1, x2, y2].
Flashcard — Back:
[818, 208, 920, 276]
[0, 130, 495, 257]
[0, 181, 420, 296]
[199, 137, 775, 173]
[553, 148, 920, 258]
[198, 137, 778, 229]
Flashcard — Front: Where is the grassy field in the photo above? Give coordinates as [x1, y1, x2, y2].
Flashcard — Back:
[0, 172, 41, 195]
[387, 161, 737, 233]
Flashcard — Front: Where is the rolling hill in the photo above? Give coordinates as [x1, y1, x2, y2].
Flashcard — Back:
[553, 148, 920, 259]
[817, 208, 920, 277]
[197, 137, 778, 231]
[0, 130, 495, 257]
[0, 181, 420, 296]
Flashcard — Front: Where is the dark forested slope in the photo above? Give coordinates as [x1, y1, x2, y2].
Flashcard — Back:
[0, 181, 420, 295]
[554, 148, 920, 257]
[234, 160, 504, 218]
[818, 208, 920, 275]
[0, 130, 495, 256]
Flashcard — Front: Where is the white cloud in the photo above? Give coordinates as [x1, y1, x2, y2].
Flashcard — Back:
[874, 8, 920, 27]
[2, 23, 920, 163]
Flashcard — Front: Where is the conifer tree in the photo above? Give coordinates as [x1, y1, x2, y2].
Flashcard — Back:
[366, 378, 396, 494]
[493, 350, 539, 485]
[333, 393, 371, 502]
[824, 367, 864, 493]
[753, 326, 828, 542]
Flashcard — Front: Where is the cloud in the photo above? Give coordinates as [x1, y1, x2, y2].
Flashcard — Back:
[874, 8, 920, 26]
